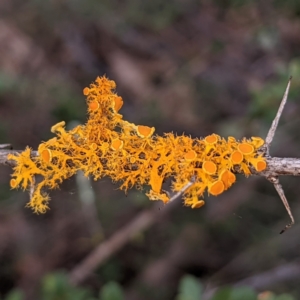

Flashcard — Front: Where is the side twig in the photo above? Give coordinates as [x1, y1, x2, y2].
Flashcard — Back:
[0, 144, 12, 149]
[68, 181, 189, 285]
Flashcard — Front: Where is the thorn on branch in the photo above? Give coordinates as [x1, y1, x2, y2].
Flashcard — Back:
[268, 176, 294, 234]
[265, 77, 292, 155]
[0, 144, 12, 149]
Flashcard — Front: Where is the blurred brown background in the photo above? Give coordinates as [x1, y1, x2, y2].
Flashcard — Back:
[1, 0, 300, 299]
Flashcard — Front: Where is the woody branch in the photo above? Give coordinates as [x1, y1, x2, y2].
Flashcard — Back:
[1, 151, 300, 177]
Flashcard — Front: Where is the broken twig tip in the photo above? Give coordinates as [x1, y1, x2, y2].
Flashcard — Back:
[280, 222, 294, 234]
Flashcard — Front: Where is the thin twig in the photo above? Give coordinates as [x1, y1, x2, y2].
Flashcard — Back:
[29, 176, 35, 200]
[2, 153, 300, 176]
[265, 76, 292, 154]
[0, 144, 12, 149]
[203, 261, 300, 300]
[0, 150, 38, 166]
[68, 181, 190, 285]
[234, 261, 300, 289]
[202, 221, 300, 300]
[168, 177, 195, 202]
[76, 171, 105, 238]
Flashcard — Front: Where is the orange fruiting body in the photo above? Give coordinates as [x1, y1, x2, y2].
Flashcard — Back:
[136, 125, 155, 138]
[111, 139, 123, 151]
[203, 161, 217, 175]
[83, 87, 90, 96]
[220, 169, 236, 189]
[184, 150, 197, 161]
[89, 101, 100, 111]
[231, 151, 243, 164]
[209, 181, 225, 196]
[113, 96, 123, 112]
[10, 178, 18, 188]
[255, 160, 267, 172]
[41, 149, 52, 163]
[238, 143, 254, 155]
[205, 134, 218, 144]
[192, 200, 205, 209]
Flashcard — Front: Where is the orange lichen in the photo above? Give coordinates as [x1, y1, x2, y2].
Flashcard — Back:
[51, 121, 66, 134]
[136, 125, 155, 138]
[150, 164, 164, 194]
[113, 96, 123, 112]
[184, 150, 197, 161]
[251, 137, 265, 148]
[129, 157, 136, 164]
[111, 139, 123, 151]
[238, 143, 254, 155]
[255, 160, 267, 172]
[8, 76, 267, 213]
[83, 87, 90, 96]
[219, 169, 236, 190]
[89, 101, 100, 111]
[10, 178, 18, 188]
[209, 181, 225, 196]
[40, 149, 52, 163]
[90, 143, 98, 150]
[205, 134, 218, 144]
[231, 151, 243, 164]
[203, 161, 217, 175]
[192, 200, 205, 209]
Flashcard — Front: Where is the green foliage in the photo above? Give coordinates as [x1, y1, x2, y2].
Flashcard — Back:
[2, 289, 23, 300]
[99, 282, 124, 300]
[0, 72, 16, 96]
[255, 292, 296, 300]
[249, 58, 300, 123]
[2, 273, 296, 300]
[275, 294, 295, 300]
[229, 286, 257, 300]
[174, 276, 296, 300]
[41, 273, 94, 300]
[274, 0, 300, 17]
[211, 286, 257, 300]
[211, 286, 232, 300]
[176, 275, 202, 300]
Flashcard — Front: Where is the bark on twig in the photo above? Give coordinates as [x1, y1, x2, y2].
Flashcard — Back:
[0, 150, 37, 166]
[1, 150, 300, 176]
